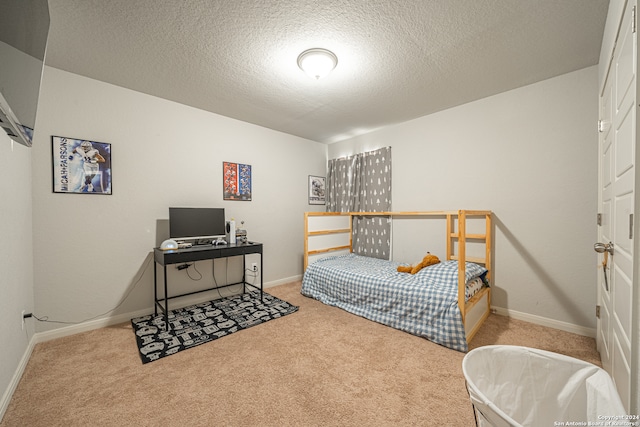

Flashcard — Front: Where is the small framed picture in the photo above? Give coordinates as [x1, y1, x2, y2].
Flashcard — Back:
[308, 175, 325, 205]
[223, 161, 252, 201]
[51, 136, 112, 195]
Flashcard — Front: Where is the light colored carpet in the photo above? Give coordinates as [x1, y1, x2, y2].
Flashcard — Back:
[1, 281, 600, 427]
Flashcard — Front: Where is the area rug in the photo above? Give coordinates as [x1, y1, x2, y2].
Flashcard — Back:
[131, 290, 298, 363]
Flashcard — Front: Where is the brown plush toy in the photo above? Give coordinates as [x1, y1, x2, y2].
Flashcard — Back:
[397, 253, 441, 274]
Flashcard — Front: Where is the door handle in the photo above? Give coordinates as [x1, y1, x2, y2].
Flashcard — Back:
[594, 242, 613, 292]
[594, 242, 614, 255]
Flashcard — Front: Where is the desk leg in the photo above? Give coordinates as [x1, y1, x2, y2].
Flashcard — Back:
[242, 255, 246, 295]
[260, 253, 263, 301]
[153, 262, 158, 315]
[163, 264, 169, 331]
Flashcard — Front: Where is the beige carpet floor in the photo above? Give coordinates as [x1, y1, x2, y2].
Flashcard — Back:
[1, 281, 600, 427]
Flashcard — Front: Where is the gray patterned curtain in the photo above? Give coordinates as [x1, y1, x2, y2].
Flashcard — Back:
[326, 147, 392, 259]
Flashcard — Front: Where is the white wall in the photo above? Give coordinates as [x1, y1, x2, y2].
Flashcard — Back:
[328, 66, 599, 331]
[0, 133, 34, 414]
[30, 67, 327, 333]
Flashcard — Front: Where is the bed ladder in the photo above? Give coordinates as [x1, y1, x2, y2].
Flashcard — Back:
[446, 210, 492, 325]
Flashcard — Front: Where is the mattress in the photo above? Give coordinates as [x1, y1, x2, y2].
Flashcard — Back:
[301, 253, 488, 352]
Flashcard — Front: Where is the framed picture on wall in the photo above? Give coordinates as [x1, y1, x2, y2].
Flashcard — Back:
[51, 136, 112, 195]
[308, 175, 325, 205]
[223, 161, 252, 201]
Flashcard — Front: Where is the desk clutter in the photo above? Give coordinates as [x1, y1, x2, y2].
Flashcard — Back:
[236, 221, 248, 244]
[225, 219, 248, 244]
[160, 218, 249, 250]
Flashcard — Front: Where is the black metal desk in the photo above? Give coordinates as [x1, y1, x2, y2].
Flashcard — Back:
[153, 242, 263, 329]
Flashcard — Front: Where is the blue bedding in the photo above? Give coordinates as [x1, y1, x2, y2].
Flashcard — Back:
[301, 253, 487, 352]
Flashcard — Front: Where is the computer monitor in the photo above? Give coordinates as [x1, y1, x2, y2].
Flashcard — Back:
[169, 207, 226, 244]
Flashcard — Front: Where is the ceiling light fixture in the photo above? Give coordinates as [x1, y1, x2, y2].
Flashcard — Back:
[297, 48, 338, 80]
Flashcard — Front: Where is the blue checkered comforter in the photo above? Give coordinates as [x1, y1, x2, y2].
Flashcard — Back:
[301, 253, 487, 352]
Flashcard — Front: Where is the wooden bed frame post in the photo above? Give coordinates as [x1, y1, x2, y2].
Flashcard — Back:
[457, 210, 467, 324]
[349, 213, 354, 253]
[485, 212, 492, 282]
[485, 212, 493, 325]
[446, 213, 453, 260]
[304, 212, 310, 270]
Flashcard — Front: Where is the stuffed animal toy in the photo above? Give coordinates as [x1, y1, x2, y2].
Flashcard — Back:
[397, 253, 440, 274]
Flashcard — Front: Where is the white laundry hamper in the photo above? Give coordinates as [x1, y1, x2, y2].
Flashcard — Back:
[462, 345, 626, 427]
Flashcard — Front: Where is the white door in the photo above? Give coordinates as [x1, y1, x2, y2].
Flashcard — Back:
[597, 0, 636, 413]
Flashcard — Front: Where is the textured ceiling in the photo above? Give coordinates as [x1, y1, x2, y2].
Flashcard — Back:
[44, 0, 609, 143]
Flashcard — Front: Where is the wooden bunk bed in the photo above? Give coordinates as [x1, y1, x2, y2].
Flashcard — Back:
[302, 210, 492, 350]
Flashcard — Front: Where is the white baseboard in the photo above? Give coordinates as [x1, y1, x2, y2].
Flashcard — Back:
[34, 276, 302, 344]
[0, 335, 36, 422]
[264, 275, 302, 288]
[491, 306, 596, 338]
[33, 307, 153, 344]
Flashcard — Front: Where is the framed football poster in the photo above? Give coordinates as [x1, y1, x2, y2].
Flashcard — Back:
[52, 136, 112, 195]
[223, 161, 252, 201]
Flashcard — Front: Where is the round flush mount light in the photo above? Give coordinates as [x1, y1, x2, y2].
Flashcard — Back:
[297, 48, 338, 79]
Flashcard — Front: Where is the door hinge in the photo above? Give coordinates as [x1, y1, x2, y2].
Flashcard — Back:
[630, 213, 634, 239]
[596, 305, 601, 319]
[633, 6, 637, 33]
[597, 213, 602, 226]
[598, 120, 604, 133]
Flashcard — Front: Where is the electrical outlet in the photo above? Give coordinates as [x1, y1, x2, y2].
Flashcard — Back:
[251, 263, 258, 272]
[21, 310, 25, 330]
[22, 311, 33, 330]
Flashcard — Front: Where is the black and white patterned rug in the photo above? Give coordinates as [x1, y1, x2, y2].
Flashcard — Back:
[131, 291, 298, 364]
